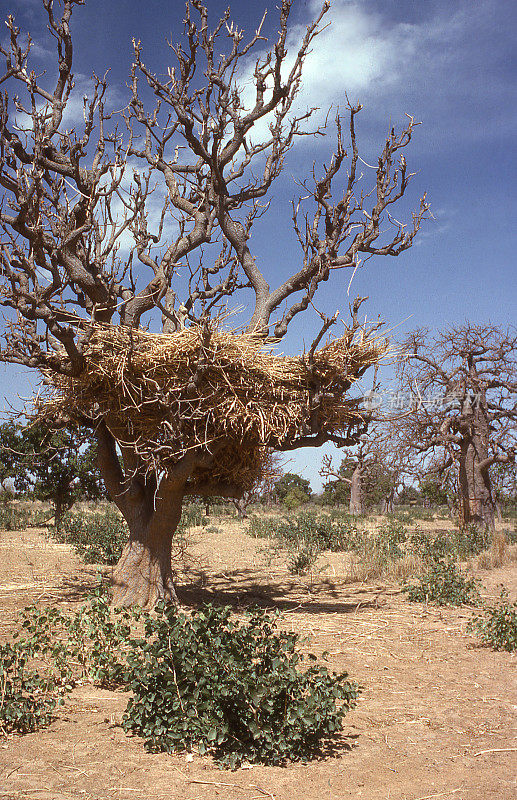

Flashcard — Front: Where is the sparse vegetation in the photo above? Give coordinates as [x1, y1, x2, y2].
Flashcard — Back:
[404, 555, 480, 606]
[468, 588, 517, 651]
[0, 641, 65, 735]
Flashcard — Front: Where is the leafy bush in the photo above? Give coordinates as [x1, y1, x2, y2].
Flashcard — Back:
[0, 505, 32, 531]
[408, 526, 492, 561]
[468, 588, 517, 651]
[283, 487, 310, 511]
[249, 512, 359, 552]
[374, 518, 407, 559]
[55, 508, 128, 564]
[287, 543, 322, 575]
[0, 641, 65, 734]
[122, 603, 359, 768]
[404, 555, 480, 606]
[15, 590, 143, 688]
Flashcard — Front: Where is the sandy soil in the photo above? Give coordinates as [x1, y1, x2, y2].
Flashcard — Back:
[0, 516, 516, 800]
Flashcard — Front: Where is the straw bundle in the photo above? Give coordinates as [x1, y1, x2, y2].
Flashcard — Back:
[42, 323, 386, 491]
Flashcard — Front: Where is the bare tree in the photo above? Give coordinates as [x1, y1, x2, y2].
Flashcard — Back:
[320, 420, 411, 514]
[321, 437, 372, 515]
[0, 0, 427, 605]
[395, 325, 517, 532]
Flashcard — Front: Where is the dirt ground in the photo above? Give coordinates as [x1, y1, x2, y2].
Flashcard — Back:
[0, 516, 516, 800]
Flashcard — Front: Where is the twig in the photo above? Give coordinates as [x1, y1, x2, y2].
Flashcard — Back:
[473, 747, 517, 757]
[188, 780, 249, 789]
[188, 781, 275, 798]
[410, 790, 465, 800]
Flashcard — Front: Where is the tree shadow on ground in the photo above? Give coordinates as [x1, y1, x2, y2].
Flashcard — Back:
[177, 566, 387, 614]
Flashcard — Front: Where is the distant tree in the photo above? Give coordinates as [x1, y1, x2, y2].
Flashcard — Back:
[396, 325, 517, 532]
[489, 460, 517, 519]
[0, 421, 20, 490]
[396, 484, 421, 505]
[274, 472, 312, 509]
[319, 468, 351, 508]
[321, 421, 411, 514]
[418, 476, 449, 507]
[0, 421, 104, 531]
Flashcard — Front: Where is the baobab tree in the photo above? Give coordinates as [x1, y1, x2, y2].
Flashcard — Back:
[395, 325, 517, 532]
[0, 0, 427, 605]
[320, 420, 411, 514]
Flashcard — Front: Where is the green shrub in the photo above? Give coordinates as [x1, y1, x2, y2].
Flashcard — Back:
[0, 505, 32, 531]
[56, 508, 128, 564]
[283, 487, 310, 511]
[375, 518, 407, 559]
[0, 590, 145, 735]
[404, 555, 480, 606]
[468, 588, 517, 651]
[408, 526, 492, 561]
[0, 641, 64, 734]
[249, 512, 359, 553]
[15, 590, 143, 688]
[122, 603, 359, 768]
[287, 543, 322, 575]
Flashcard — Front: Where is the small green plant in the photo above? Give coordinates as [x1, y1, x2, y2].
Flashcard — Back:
[408, 526, 492, 561]
[287, 543, 322, 575]
[15, 590, 144, 688]
[122, 603, 359, 768]
[55, 508, 128, 564]
[468, 588, 517, 651]
[375, 518, 407, 559]
[0, 505, 32, 531]
[404, 555, 480, 606]
[0, 641, 65, 734]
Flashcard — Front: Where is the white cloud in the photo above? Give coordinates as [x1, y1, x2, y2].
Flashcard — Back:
[285, 1, 420, 108]
[235, 0, 515, 151]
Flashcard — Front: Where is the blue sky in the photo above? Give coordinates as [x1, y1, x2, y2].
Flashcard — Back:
[1, 0, 516, 490]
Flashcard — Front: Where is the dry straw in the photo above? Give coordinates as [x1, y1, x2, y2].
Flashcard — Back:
[42, 322, 387, 491]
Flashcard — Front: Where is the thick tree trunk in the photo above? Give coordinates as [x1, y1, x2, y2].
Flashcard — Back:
[458, 440, 495, 533]
[111, 483, 184, 608]
[96, 422, 241, 608]
[232, 496, 248, 519]
[349, 464, 362, 515]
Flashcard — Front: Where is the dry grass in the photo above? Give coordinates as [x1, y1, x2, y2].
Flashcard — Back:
[41, 322, 387, 491]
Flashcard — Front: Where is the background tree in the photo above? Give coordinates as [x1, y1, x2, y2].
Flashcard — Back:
[0, 421, 104, 530]
[320, 420, 411, 514]
[395, 324, 517, 532]
[0, 0, 427, 605]
[418, 475, 449, 508]
[274, 472, 312, 510]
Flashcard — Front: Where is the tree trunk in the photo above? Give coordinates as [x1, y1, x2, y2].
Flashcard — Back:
[349, 464, 362, 515]
[111, 483, 184, 608]
[232, 496, 248, 519]
[458, 438, 495, 533]
[54, 494, 65, 534]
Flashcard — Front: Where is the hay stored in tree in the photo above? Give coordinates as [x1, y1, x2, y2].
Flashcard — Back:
[44, 322, 387, 494]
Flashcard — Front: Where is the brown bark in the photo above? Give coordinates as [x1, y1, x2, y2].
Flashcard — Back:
[458, 432, 495, 532]
[96, 422, 186, 607]
[349, 464, 362, 515]
[111, 486, 183, 608]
